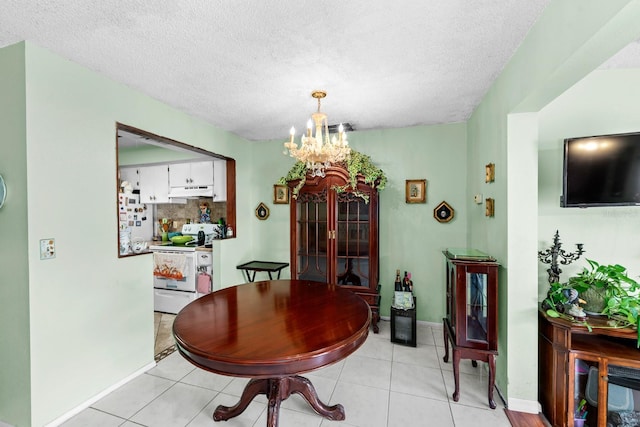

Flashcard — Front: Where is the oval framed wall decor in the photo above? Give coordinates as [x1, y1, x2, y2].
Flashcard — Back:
[0, 174, 6, 209]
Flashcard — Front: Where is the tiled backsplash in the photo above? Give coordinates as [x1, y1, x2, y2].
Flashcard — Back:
[156, 198, 226, 235]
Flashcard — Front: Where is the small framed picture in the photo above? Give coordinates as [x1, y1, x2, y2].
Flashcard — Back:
[434, 201, 454, 223]
[485, 198, 495, 217]
[485, 163, 495, 183]
[405, 179, 427, 203]
[256, 202, 270, 220]
[273, 184, 289, 204]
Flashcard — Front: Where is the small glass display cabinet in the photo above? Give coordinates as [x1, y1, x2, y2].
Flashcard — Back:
[442, 248, 499, 408]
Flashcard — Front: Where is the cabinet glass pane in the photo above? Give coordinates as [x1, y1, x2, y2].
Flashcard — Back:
[337, 196, 369, 287]
[447, 265, 456, 331]
[297, 199, 328, 281]
[466, 272, 488, 342]
[573, 359, 640, 426]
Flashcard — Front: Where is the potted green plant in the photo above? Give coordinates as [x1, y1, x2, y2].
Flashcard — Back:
[568, 259, 640, 321]
[279, 149, 387, 201]
[542, 259, 640, 346]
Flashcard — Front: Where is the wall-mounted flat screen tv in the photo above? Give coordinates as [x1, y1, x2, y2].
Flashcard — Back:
[562, 132, 640, 207]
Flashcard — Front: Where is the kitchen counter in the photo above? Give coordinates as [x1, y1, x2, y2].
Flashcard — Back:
[148, 241, 213, 252]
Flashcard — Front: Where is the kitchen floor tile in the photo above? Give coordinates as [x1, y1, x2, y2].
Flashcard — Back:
[61, 321, 514, 427]
[392, 342, 441, 369]
[354, 334, 394, 361]
[390, 361, 448, 401]
[129, 382, 217, 426]
[187, 392, 265, 427]
[154, 311, 176, 361]
[339, 355, 391, 390]
[59, 407, 125, 427]
[146, 350, 195, 382]
[328, 382, 389, 427]
[388, 391, 454, 427]
[91, 373, 175, 419]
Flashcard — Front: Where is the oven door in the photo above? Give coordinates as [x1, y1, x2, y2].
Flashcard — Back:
[154, 288, 197, 314]
[153, 250, 196, 292]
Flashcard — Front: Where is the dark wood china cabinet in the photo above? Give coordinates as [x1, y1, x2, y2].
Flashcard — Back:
[287, 166, 381, 333]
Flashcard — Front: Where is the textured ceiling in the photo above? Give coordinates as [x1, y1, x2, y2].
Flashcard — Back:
[9, 0, 633, 143]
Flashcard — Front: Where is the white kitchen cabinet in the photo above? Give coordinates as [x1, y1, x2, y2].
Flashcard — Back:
[139, 165, 170, 203]
[119, 166, 139, 190]
[169, 161, 213, 187]
[213, 159, 227, 201]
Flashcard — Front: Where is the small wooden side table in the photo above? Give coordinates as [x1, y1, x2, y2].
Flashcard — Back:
[236, 261, 289, 282]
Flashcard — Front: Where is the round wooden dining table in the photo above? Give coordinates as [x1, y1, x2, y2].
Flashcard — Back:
[173, 279, 371, 427]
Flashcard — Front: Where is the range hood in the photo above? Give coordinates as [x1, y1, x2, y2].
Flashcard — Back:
[169, 185, 214, 198]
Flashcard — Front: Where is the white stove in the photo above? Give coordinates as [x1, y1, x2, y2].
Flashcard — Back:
[150, 223, 217, 314]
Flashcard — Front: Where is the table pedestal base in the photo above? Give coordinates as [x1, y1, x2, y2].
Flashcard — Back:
[213, 375, 345, 427]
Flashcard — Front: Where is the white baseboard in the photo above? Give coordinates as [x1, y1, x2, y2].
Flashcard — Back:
[507, 397, 542, 414]
[379, 316, 441, 328]
[44, 361, 156, 427]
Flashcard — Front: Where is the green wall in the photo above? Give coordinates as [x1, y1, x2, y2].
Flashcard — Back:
[538, 69, 640, 286]
[5, 2, 640, 424]
[0, 42, 253, 427]
[0, 42, 31, 427]
[466, 0, 640, 410]
[251, 123, 468, 321]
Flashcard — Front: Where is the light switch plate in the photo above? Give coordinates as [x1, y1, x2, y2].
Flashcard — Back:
[40, 238, 56, 260]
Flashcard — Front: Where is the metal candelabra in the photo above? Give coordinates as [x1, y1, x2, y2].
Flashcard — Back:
[538, 230, 585, 284]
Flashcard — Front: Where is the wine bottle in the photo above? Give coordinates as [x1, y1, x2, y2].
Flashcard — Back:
[394, 269, 402, 291]
[403, 271, 411, 292]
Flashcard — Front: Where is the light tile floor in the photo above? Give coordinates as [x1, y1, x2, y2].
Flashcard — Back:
[154, 312, 177, 362]
[61, 320, 512, 427]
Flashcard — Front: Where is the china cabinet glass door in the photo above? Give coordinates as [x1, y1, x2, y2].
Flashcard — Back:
[336, 193, 370, 288]
[295, 190, 372, 287]
[295, 191, 329, 282]
[466, 272, 488, 343]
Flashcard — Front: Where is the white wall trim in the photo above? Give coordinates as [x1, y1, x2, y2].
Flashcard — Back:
[379, 316, 441, 329]
[508, 398, 542, 414]
[43, 361, 155, 427]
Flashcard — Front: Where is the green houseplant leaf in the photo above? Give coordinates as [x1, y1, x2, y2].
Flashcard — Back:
[542, 259, 640, 346]
[279, 149, 387, 201]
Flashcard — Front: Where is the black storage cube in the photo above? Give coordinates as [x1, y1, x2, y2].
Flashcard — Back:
[391, 297, 416, 347]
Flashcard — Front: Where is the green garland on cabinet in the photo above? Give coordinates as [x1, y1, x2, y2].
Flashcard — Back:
[278, 150, 387, 202]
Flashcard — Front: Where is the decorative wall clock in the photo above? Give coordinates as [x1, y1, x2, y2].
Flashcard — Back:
[434, 201, 454, 223]
[0, 174, 5, 209]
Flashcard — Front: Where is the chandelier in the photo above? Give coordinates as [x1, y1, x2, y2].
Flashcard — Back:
[283, 90, 351, 177]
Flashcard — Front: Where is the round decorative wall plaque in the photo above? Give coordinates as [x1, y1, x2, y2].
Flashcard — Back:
[0, 175, 6, 209]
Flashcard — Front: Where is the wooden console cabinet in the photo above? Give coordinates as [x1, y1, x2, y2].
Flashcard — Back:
[539, 310, 640, 427]
[287, 166, 381, 332]
[442, 249, 499, 408]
